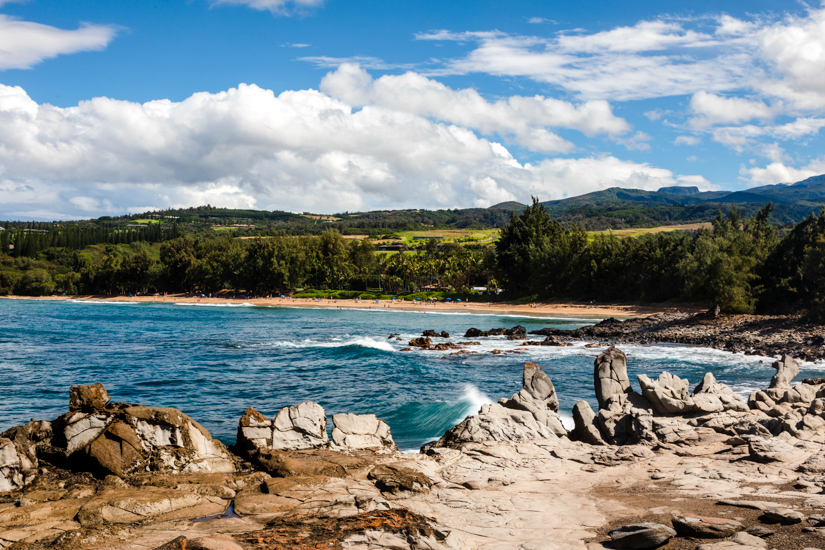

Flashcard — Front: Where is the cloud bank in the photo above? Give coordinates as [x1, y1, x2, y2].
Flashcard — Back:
[0, 73, 700, 219]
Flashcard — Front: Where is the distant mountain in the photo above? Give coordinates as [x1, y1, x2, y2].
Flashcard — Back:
[533, 174, 825, 228]
[657, 186, 700, 196]
[488, 201, 527, 210]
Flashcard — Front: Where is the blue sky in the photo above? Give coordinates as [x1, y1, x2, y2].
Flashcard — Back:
[0, 0, 823, 219]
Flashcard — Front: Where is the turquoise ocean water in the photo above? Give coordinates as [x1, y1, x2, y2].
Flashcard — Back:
[1, 299, 822, 451]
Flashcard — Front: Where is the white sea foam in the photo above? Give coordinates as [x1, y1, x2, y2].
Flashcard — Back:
[270, 336, 395, 352]
[174, 302, 254, 308]
[67, 299, 139, 305]
[559, 411, 575, 431]
[453, 384, 493, 424]
[422, 311, 603, 322]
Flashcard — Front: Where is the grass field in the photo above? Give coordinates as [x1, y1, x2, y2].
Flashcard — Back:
[586, 222, 711, 241]
[376, 229, 500, 245]
[130, 219, 162, 224]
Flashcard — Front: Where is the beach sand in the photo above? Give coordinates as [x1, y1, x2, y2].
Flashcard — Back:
[4, 293, 704, 318]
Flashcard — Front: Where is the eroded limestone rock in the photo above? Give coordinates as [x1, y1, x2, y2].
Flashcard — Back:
[331, 413, 396, 451]
[237, 402, 328, 453]
[595, 346, 631, 409]
[693, 373, 749, 412]
[638, 372, 695, 415]
[433, 363, 567, 448]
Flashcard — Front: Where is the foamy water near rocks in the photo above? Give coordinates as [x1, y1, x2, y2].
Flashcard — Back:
[5, 347, 825, 549]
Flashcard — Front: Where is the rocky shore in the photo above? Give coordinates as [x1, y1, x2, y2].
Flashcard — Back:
[529, 313, 825, 363]
[4, 347, 825, 549]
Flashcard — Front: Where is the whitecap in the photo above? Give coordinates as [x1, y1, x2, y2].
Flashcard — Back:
[174, 302, 254, 308]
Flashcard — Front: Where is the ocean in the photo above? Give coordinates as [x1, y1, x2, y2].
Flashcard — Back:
[1, 298, 821, 451]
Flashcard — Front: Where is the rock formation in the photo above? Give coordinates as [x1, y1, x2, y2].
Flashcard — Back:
[692, 372, 749, 412]
[432, 362, 567, 448]
[3, 384, 236, 481]
[237, 402, 328, 453]
[331, 413, 397, 450]
[594, 345, 632, 408]
[638, 371, 695, 415]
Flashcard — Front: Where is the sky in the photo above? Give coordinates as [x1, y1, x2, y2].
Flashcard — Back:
[0, 0, 824, 220]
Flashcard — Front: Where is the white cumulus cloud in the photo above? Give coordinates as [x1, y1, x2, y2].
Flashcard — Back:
[741, 157, 825, 186]
[320, 63, 629, 154]
[0, 15, 117, 70]
[0, 80, 703, 219]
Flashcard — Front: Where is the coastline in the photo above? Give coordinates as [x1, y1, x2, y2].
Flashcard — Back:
[1, 293, 703, 319]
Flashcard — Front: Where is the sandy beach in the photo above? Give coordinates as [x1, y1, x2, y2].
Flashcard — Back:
[3, 293, 704, 318]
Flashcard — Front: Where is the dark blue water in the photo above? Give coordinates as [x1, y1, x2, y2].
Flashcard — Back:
[2, 299, 822, 450]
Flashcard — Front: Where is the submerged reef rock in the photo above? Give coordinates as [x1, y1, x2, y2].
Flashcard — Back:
[463, 325, 526, 339]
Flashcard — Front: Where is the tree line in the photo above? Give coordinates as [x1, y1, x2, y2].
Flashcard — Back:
[0, 231, 493, 298]
[4, 199, 825, 321]
[496, 198, 825, 319]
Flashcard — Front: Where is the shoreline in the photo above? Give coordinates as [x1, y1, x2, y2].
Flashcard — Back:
[1, 293, 703, 319]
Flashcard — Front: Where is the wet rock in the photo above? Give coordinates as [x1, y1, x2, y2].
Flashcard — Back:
[409, 337, 433, 348]
[608, 523, 676, 549]
[760, 508, 805, 524]
[69, 383, 111, 412]
[422, 330, 449, 338]
[368, 464, 432, 494]
[463, 326, 525, 339]
[671, 513, 744, 538]
[594, 346, 632, 409]
[237, 402, 328, 453]
[331, 413, 397, 451]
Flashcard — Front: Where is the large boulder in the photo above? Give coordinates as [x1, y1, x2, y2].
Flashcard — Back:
[0, 420, 52, 493]
[692, 373, 748, 412]
[56, 385, 236, 477]
[594, 346, 632, 409]
[2, 384, 237, 486]
[237, 402, 329, 453]
[637, 372, 695, 415]
[331, 413, 396, 451]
